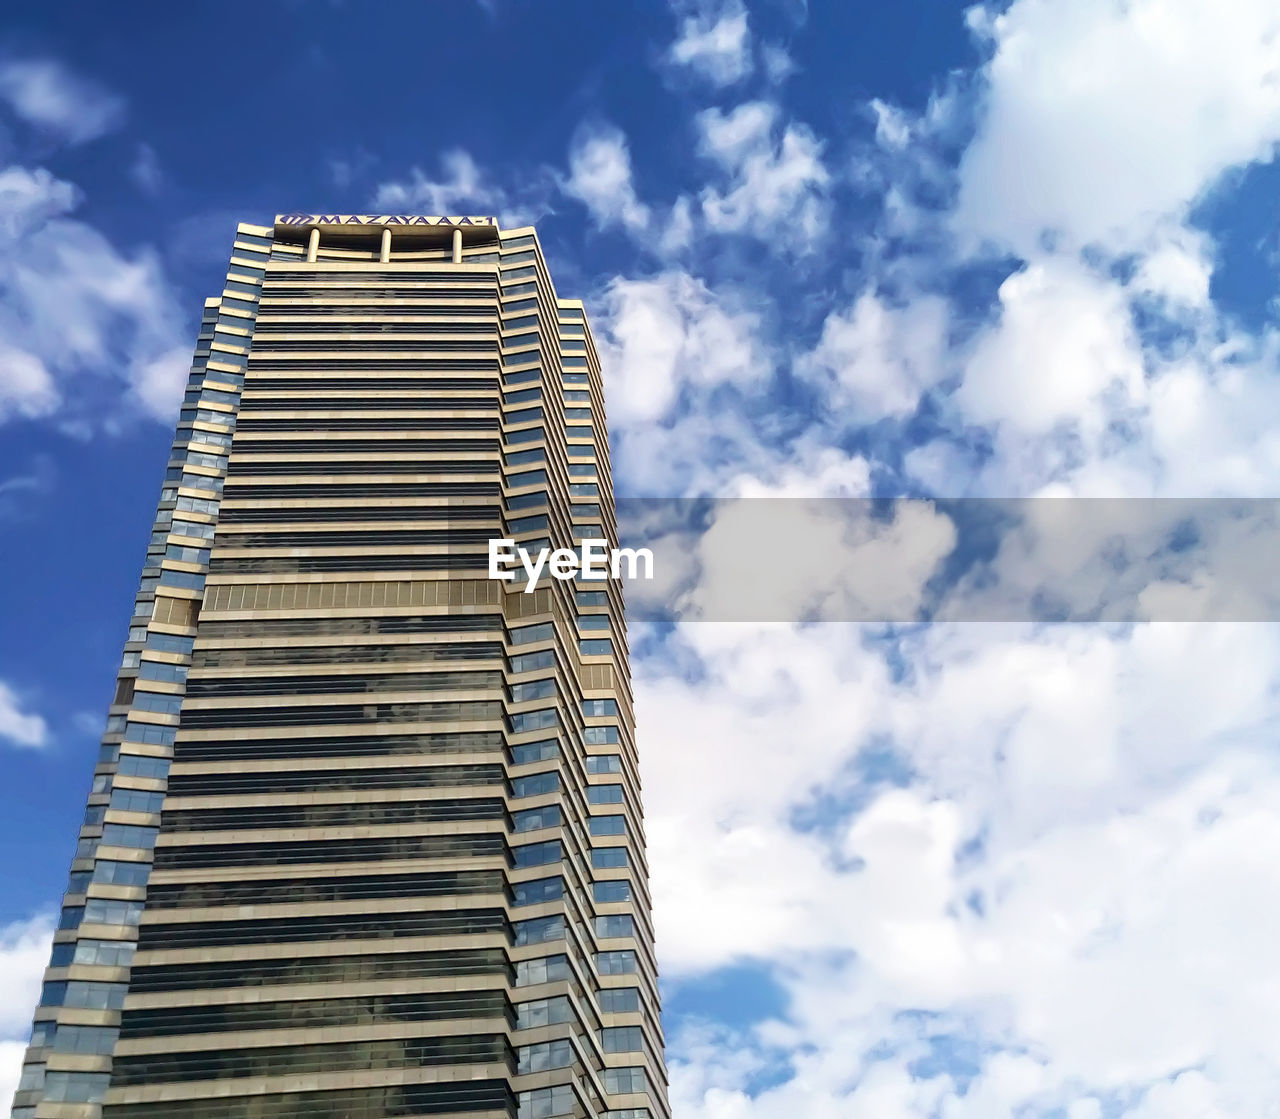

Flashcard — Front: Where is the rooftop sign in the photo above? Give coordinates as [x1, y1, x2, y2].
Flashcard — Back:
[275, 214, 497, 227]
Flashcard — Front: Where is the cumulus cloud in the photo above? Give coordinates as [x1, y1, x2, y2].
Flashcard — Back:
[628, 2, 1280, 1114]
[0, 914, 53, 1112]
[798, 291, 951, 421]
[667, 0, 754, 87]
[0, 58, 124, 145]
[595, 270, 770, 426]
[693, 101, 829, 245]
[563, 124, 650, 233]
[0, 163, 189, 428]
[130, 142, 163, 195]
[0, 682, 47, 749]
[642, 621, 1280, 1116]
[956, 0, 1280, 254]
[371, 150, 550, 227]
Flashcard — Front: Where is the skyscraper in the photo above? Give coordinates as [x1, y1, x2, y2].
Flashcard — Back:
[11, 216, 668, 1119]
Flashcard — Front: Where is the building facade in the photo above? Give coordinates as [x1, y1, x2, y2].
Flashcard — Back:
[11, 217, 668, 1119]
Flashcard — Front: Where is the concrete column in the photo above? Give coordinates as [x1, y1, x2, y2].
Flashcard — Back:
[452, 228, 462, 264]
[380, 227, 391, 263]
[306, 228, 319, 263]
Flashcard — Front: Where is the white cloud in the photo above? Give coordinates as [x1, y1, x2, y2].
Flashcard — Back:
[0, 682, 47, 749]
[0, 163, 190, 428]
[957, 257, 1144, 439]
[371, 150, 548, 227]
[130, 142, 163, 195]
[956, 0, 1280, 254]
[0, 342, 57, 422]
[0, 914, 52, 1114]
[595, 270, 769, 426]
[760, 43, 796, 86]
[696, 102, 830, 244]
[0, 58, 124, 145]
[563, 124, 650, 233]
[668, 0, 754, 87]
[798, 291, 950, 420]
[645, 622, 1280, 1116]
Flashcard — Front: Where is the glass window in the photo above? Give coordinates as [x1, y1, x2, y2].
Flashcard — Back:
[160, 569, 206, 591]
[593, 880, 632, 903]
[101, 823, 158, 849]
[508, 469, 547, 489]
[71, 939, 136, 968]
[117, 754, 170, 780]
[508, 491, 548, 512]
[512, 771, 559, 798]
[145, 632, 194, 655]
[108, 788, 165, 814]
[513, 805, 562, 833]
[590, 815, 626, 836]
[131, 691, 182, 715]
[514, 914, 565, 946]
[513, 840, 561, 868]
[67, 870, 92, 893]
[515, 995, 572, 1030]
[588, 785, 624, 804]
[164, 544, 210, 565]
[83, 898, 144, 926]
[593, 848, 628, 869]
[42, 1070, 112, 1103]
[503, 369, 542, 388]
[594, 914, 634, 939]
[93, 860, 151, 887]
[583, 699, 618, 717]
[510, 650, 555, 675]
[586, 755, 622, 774]
[511, 739, 559, 766]
[517, 1038, 574, 1074]
[511, 678, 555, 703]
[513, 877, 564, 906]
[596, 950, 638, 975]
[29, 1020, 57, 1047]
[53, 1025, 119, 1055]
[580, 639, 614, 656]
[602, 1026, 644, 1053]
[123, 722, 176, 746]
[515, 954, 571, 987]
[138, 660, 187, 684]
[585, 726, 620, 745]
[61, 981, 127, 1010]
[510, 623, 553, 647]
[510, 709, 558, 734]
[604, 1066, 647, 1094]
[518, 1084, 576, 1119]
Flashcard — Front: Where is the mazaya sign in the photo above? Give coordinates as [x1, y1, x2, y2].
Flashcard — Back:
[274, 214, 498, 226]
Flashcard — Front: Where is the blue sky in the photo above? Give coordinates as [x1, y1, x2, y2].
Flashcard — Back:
[5, 1, 1280, 1116]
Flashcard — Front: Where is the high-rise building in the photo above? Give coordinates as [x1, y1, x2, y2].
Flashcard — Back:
[10, 216, 668, 1119]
